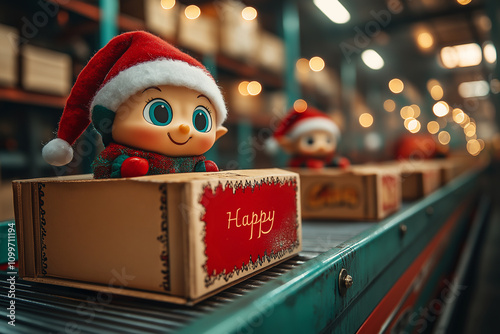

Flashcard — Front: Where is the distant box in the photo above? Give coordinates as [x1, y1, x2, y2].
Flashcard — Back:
[0, 24, 18, 87]
[257, 31, 285, 73]
[295, 165, 401, 221]
[21, 45, 71, 96]
[120, 0, 178, 40]
[178, 4, 218, 55]
[13, 169, 301, 304]
[218, 0, 259, 62]
[390, 160, 442, 200]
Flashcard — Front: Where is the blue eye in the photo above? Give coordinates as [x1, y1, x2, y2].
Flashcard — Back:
[143, 99, 172, 126]
[192, 106, 212, 133]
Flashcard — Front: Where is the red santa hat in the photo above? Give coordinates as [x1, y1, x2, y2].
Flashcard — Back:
[274, 106, 340, 139]
[42, 31, 227, 166]
[265, 106, 340, 153]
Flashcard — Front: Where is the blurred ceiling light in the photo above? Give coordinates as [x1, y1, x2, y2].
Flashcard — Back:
[478, 138, 485, 150]
[296, 58, 310, 74]
[427, 79, 440, 91]
[238, 81, 250, 96]
[408, 119, 421, 133]
[384, 99, 396, 112]
[438, 131, 451, 145]
[309, 56, 325, 72]
[361, 49, 384, 70]
[457, 0, 472, 5]
[433, 101, 450, 117]
[161, 0, 175, 10]
[293, 99, 308, 112]
[452, 108, 465, 123]
[400, 106, 414, 119]
[314, 0, 350, 24]
[389, 78, 404, 93]
[464, 123, 476, 137]
[417, 31, 434, 49]
[483, 42, 497, 63]
[467, 139, 481, 156]
[430, 85, 444, 100]
[458, 80, 489, 98]
[427, 121, 440, 134]
[411, 104, 421, 118]
[247, 81, 262, 95]
[242, 6, 257, 20]
[359, 113, 374, 128]
[185, 5, 200, 19]
[460, 114, 470, 128]
[404, 117, 415, 129]
[440, 43, 482, 68]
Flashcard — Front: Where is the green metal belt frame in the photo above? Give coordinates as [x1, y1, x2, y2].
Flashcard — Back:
[179, 170, 481, 333]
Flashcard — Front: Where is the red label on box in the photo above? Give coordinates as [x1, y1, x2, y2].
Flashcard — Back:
[201, 178, 298, 286]
[382, 175, 398, 212]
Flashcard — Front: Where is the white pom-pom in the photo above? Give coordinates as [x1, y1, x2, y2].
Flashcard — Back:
[264, 137, 281, 155]
[42, 138, 74, 166]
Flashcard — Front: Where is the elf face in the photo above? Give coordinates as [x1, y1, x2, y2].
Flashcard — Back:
[112, 84, 227, 156]
[295, 130, 337, 158]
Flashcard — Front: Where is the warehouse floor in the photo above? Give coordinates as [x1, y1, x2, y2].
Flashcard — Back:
[459, 163, 500, 334]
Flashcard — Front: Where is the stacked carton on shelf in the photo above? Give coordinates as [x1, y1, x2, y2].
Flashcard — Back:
[21, 45, 71, 96]
[0, 24, 18, 87]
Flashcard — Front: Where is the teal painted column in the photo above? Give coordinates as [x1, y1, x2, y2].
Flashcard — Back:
[485, 0, 500, 130]
[282, 0, 301, 108]
[100, 0, 119, 45]
[202, 54, 220, 163]
[277, 0, 302, 167]
[82, 0, 119, 174]
[340, 58, 357, 153]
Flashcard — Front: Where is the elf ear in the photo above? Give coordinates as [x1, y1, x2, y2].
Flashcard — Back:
[92, 105, 115, 146]
[277, 136, 294, 153]
[215, 126, 228, 141]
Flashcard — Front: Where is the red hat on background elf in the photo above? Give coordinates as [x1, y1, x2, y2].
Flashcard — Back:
[274, 106, 340, 140]
[42, 31, 227, 166]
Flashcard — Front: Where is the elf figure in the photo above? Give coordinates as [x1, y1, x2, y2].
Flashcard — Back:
[42, 31, 228, 178]
[272, 107, 349, 169]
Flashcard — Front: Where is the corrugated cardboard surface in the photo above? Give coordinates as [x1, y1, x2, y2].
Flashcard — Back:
[295, 166, 400, 220]
[13, 169, 301, 304]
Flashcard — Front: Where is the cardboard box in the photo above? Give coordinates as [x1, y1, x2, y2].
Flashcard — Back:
[395, 161, 442, 200]
[21, 45, 71, 96]
[120, 0, 178, 39]
[257, 31, 285, 73]
[178, 4, 218, 55]
[145, 0, 178, 39]
[0, 24, 18, 87]
[13, 169, 301, 304]
[295, 166, 401, 220]
[218, 0, 259, 62]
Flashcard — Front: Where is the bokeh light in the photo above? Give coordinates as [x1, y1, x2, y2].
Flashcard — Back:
[438, 131, 451, 145]
[293, 99, 308, 112]
[359, 113, 374, 128]
[161, 0, 175, 10]
[309, 56, 325, 72]
[427, 121, 440, 134]
[389, 78, 404, 93]
[384, 99, 396, 112]
[242, 7, 257, 20]
[185, 5, 201, 19]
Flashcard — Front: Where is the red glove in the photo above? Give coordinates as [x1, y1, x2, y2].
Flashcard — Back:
[204, 160, 219, 172]
[338, 157, 350, 169]
[307, 159, 325, 169]
[121, 157, 149, 177]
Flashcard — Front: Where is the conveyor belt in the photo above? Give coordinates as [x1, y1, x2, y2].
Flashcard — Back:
[0, 220, 375, 333]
